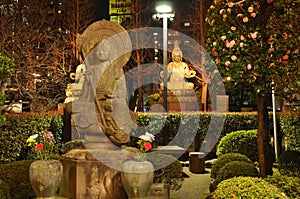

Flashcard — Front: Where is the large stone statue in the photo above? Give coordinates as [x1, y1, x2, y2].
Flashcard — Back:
[68, 20, 137, 146]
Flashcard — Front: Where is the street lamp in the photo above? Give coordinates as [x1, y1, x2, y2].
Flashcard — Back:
[153, 1, 174, 112]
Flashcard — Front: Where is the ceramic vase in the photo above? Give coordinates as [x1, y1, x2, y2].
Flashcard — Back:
[29, 159, 63, 199]
[121, 160, 154, 199]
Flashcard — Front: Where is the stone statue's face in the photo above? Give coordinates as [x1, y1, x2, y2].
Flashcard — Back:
[95, 40, 111, 62]
[173, 53, 182, 62]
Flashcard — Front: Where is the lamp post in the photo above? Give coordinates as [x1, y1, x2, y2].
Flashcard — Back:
[153, 1, 174, 112]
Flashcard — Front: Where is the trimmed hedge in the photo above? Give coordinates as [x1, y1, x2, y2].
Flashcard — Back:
[0, 179, 10, 199]
[0, 160, 34, 199]
[210, 160, 259, 192]
[265, 174, 300, 198]
[216, 130, 258, 161]
[210, 153, 252, 179]
[211, 176, 286, 199]
[277, 150, 300, 177]
[0, 111, 299, 163]
[136, 112, 258, 150]
[0, 112, 63, 163]
[278, 113, 300, 151]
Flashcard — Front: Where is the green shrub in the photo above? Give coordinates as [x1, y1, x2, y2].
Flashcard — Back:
[0, 179, 10, 199]
[265, 174, 300, 198]
[216, 129, 258, 161]
[210, 160, 259, 192]
[60, 139, 86, 154]
[212, 176, 286, 199]
[0, 112, 63, 163]
[277, 150, 300, 177]
[210, 153, 252, 179]
[0, 160, 34, 199]
[278, 113, 300, 152]
[147, 154, 183, 191]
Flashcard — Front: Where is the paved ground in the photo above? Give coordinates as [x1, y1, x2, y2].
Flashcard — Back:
[170, 166, 211, 199]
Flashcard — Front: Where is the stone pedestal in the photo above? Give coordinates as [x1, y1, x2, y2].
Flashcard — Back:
[158, 84, 199, 112]
[60, 149, 128, 199]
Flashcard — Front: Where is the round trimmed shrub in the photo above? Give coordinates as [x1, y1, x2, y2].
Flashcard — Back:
[265, 174, 300, 198]
[217, 130, 258, 161]
[277, 150, 300, 177]
[0, 179, 10, 199]
[210, 153, 252, 179]
[212, 176, 286, 199]
[210, 161, 259, 191]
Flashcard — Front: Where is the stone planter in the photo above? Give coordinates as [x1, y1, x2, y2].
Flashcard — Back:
[121, 160, 154, 199]
[29, 159, 63, 198]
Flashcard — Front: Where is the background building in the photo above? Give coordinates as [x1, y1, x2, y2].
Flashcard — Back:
[109, 0, 132, 24]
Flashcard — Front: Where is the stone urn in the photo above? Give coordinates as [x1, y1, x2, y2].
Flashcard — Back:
[121, 160, 154, 199]
[29, 160, 63, 198]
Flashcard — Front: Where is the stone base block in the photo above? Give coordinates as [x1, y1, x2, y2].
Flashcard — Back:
[60, 156, 127, 199]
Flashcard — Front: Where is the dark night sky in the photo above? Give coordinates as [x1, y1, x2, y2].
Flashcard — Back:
[95, 0, 109, 20]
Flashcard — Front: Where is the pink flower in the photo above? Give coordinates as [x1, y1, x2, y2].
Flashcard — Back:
[215, 58, 221, 63]
[231, 26, 236, 31]
[228, 2, 234, 7]
[227, 8, 231, 14]
[221, 35, 226, 41]
[282, 55, 289, 60]
[254, 1, 261, 8]
[240, 42, 244, 47]
[219, 9, 225, 14]
[226, 40, 235, 48]
[250, 12, 256, 18]
[247, 64, 252, 70]
[231, 55, 237, 61]
[240, 35, 245, 40]
[225, 61, 231, 66]
[237, 13, 243, 18]
[267, 0, 272, 3]
[223, 14, 227, 18]
[250, 32, 258, 39]
[243, 17, 249, 22]
[282, 32, 288, 39]
[248, 7, 254, 12]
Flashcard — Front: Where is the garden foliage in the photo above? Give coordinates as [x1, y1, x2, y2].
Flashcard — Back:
[0, 160, 34, 199]
[0, 179, 10, 199]
[210, 153, 252, 179]
[0, 112, 63, 163]
[210, 160, 259, 192]
[265, 174, 300, 198]
[216, 130, 258, 161]
[147, 154, 183, 191]
[0, 111, 299, 163]
[277, 150, 300, 177]
[212, 176, 286, 199]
